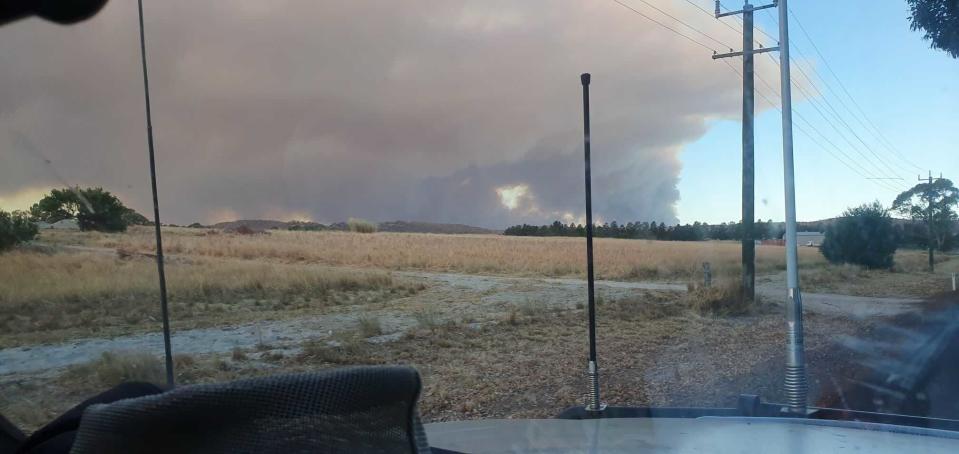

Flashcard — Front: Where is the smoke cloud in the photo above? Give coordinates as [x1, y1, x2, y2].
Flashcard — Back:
[0, 0, 767, 227]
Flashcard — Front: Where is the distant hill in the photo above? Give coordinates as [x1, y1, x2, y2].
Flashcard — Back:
[209, 219, 498, 234]
[211, 219, 290, 230]
[376, 220, 498, 234]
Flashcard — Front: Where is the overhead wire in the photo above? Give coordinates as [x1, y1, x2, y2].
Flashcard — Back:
[719, 59, 900, 192]
[766, 10, 905, 188]
[628, 0, 738, 50]
[786, 8, 925, 172]
[614, 0, 907, 192]
[761, 52, 907, 187]
[611, 0, 718, 53]
[750, 71, 904, 192]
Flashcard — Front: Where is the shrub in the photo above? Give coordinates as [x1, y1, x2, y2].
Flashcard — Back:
[356, 314, 383, 337]
[820, 202, 898, 269]
[347, 218, 377, 233]
[0, 210, 38, 252]
[68, 351, 166, 387]
[683, 281, 752, 316]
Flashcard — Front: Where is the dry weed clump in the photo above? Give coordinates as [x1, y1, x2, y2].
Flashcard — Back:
[356, 314, 383, 337]
[682, 281, 755, 316]
[65, 351, 166, 388]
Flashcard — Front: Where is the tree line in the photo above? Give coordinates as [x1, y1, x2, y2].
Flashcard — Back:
[504, 220, 785, 242]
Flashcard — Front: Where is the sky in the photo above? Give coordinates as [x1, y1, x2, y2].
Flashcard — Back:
[0, 1, 955, 228]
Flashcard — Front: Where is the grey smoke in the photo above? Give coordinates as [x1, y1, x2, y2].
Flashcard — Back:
[0, 0, 771, 227]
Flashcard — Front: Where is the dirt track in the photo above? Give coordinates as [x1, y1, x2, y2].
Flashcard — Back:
[0, 269, 927, 377]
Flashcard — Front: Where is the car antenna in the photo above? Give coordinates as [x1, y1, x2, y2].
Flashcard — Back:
[580, 73, 605, 413]
[137, 0, 175, 387]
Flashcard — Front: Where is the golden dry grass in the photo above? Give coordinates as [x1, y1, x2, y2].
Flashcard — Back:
[40, 227, 827, 281]
[0, 249, 411, 346]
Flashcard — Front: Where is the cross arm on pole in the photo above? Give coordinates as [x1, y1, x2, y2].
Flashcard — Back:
[716, 1, 777, 18]
[712, 46, 780, 59]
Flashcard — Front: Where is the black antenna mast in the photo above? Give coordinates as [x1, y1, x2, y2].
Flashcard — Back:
[137, 0, 175, 387]
[581, 73, 605, 413]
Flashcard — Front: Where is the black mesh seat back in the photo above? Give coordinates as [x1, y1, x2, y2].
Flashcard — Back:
[70, 366, 429, 454]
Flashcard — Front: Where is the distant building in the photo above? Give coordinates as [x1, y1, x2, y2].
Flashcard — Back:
[796, 231, 824, 247]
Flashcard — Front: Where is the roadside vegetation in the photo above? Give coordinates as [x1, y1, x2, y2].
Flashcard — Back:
[39, 227, 828, 281]
[1, 298, 866, 433]
[0, 210, 37, 251]
[0, 249, 419, 347]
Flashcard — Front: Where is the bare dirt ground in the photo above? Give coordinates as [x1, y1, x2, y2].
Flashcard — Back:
[2, 235, 953, 433]
[0, 269, 922, 376]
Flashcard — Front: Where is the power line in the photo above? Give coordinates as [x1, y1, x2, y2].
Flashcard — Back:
[788, 83, 906, 187]
[761, 53, 907, 184]
[683, 0, 778, 47]
[788, 8, 925, 172]
[722, 59, 899, 193]
[761, 14, 915, 178]
[760, 10, 907, 178]
[615, 0, 907, 193]
[629, 0, 738, 50]
[681, 0, 742, 35]
[736, 63, 906, 193]
[611, 0, 718, 52]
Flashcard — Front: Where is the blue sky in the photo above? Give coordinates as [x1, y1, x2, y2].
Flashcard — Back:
[677, 0, 959, 224]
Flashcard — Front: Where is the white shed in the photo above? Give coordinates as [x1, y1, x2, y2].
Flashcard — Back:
[796, 231, 824, 246]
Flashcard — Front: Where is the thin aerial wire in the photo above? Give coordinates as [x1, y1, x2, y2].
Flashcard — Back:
[618, 0, 906, 193]
[684, 0, 777, 47]
[611, 0, 718, 53]
[764, 53, 907, 182]
[724, 59, 904, 193]
[762, 10, 913, 177]
[755, 78, 905, 192]
[628, 0, 738, 50]
[731, 65, 883, 189]
[788, 8, 925, 172]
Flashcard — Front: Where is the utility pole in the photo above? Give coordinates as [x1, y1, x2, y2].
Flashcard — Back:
[713, 1, 779, 302]
[775, 0, 807, 414]
[919, 171, 946, 272]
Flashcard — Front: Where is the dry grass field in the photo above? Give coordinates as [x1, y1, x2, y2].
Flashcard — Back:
[41, 227, 830, 281]
[3, 227, 956, 433]
[36, 227, 955, 296]
[0, 249, 419, 347]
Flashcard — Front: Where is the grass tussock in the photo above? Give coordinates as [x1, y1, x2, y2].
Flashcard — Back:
[682, 281, 755, 316]
[65, 351, 166, 388]
[298, 336, 373, 365]
[356, 314, 383, 337]
[413, 307, 441, 330]
[347, 218, 377, 234]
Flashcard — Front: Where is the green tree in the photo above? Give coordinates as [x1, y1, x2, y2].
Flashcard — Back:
[820, 202, 899, 269]
[908, 0, 959, 58]
[31, 187, 140, 232]
[0, 210, 39, 251]
[892, 178, 958, 271]
[122, 208, 152, 226]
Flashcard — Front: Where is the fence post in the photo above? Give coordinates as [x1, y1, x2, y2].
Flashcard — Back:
[703, 262, 712, 288]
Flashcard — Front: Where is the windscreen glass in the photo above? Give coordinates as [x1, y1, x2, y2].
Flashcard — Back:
[1, 0, 958, 440]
